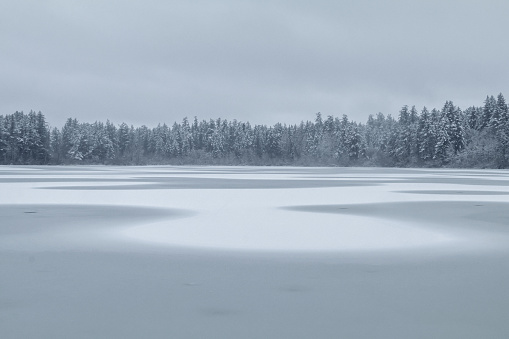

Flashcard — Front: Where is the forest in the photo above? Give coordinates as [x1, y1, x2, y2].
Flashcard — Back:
[1, 94, 508, 168]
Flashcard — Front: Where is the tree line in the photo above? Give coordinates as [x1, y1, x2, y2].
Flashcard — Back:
[1, 94, 508, 168]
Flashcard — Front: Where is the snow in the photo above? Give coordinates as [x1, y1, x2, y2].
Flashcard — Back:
[120, 187, 455, 252]
[2, 166, 509, 338]
[2, 165, 507, 252]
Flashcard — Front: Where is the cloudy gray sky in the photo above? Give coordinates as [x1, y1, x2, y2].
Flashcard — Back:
[1, 0, 508, 127]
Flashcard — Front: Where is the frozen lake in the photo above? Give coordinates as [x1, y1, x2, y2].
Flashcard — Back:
[1, 166, 509, 338]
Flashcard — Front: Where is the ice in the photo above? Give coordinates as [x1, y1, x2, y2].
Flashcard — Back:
[120, 187, 455, 252]
[2, 166, 509, 338]
[3, 165, 505, 252]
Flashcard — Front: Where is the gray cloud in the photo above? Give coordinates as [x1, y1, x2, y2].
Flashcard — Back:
[1, 0, 508, 127]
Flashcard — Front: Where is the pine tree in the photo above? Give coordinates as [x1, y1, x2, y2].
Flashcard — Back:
[210, 120, 225, 158]
[494, 93, 509, 167]
[464, 106, 481, 130]
[334, 115, 350, 161]
[305, 120, 319, 158]
[481, 95, 497, 130]
[409, 106, 420, 162]
[432, 109, 449, 161]
[105, 120, 119, 156]
[9, 111, 26, 163]
[345, 122, 363, 160]
[442, 101, 464, 154]
[35, 111, 50, 162]
[253, 125, 265, 158]
[417, 107, 434, 161]
[118, 122, 131, 157]
[90, 121, 115, 162]
[394, 106, 413, 164]
[496, 93, 508, 125]
[266, 124, 283, 159]
[180, 117, 192, 156]
[0, 115, 6, 162]
[61, 118, 85, 161]
[49, 127, 62, 163]
[137, 125, 151, 156]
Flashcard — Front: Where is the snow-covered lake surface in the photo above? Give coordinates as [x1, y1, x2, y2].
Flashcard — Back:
[2, 165, 509, 338]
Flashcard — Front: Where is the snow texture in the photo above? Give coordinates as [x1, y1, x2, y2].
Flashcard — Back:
[1, 166, 509, 338]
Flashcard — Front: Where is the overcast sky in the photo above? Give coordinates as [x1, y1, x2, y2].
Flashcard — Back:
[1, 0, 508, 127]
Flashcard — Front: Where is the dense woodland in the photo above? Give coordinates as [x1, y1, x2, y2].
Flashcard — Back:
[1, 94, 509, 168]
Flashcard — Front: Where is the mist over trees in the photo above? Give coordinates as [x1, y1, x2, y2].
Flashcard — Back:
[1, 94, 508, 168]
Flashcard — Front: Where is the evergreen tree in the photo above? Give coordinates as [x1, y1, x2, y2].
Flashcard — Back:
[253, 125, 265, 158]
[442, 101, 464, 154]
[89, 122, 115, 162]
[334, 115, 350, 161]
[496, 93, 508, 125]
[61, 118, 84, 160]
[464, 106, 481, 130]
[266, 123, 283, 159]
[494, 93, 509, 167]
[345, 122, 363, 160]
[36, 111, 50, 162]
[394, 106, 413, 164]
[432, 109, 449, 161]
[3, 92, 509, 167]
[118, 123, 131, 157]
[180, 117, 192, 156]
[481, 95, 497, 130]
[49, 127, 62, 163]
[0, 115, 6, 162]
[417, 107, 434, 161]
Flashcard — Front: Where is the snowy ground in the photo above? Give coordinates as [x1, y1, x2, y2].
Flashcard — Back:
[1, 166, 509, 338]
